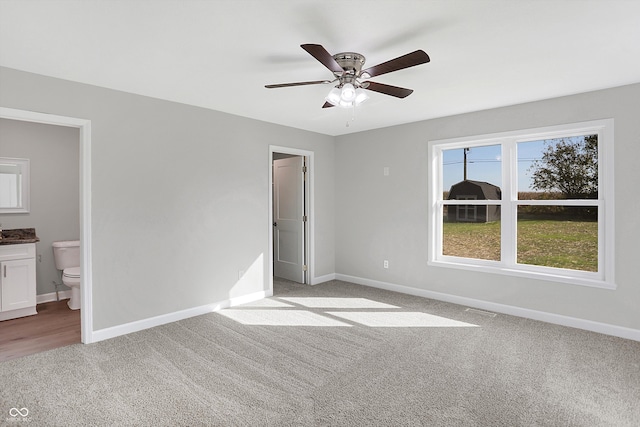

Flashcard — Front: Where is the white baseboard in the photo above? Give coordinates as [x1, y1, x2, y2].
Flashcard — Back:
[37, 290, 72, 304]
[90, 290, 271, 344]
[335, 273, 640, 342]
[312, 273, 336, 285]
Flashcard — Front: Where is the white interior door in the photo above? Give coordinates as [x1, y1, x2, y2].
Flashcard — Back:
[273, 156, 305, 283]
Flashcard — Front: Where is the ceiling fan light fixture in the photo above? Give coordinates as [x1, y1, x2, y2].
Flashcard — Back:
[340, 83, 356, 102]
[326, 85, 369, 108]
[325, 87, 342, 106]
[354, 88, 369, 105]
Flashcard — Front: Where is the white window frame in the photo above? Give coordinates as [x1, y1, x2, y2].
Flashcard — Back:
[428, 119, 615, 289]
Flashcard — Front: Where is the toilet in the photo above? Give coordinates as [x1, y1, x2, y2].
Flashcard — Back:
[52, 240, 81, 310]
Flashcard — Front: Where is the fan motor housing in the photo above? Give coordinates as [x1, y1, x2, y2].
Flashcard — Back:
[332, 52, 366, 77]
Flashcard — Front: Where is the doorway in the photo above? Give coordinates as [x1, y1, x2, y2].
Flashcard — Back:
[0, 107, 93, 344]
[269, 146, 314, 288]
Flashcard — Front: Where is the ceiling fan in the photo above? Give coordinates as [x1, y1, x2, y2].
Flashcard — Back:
[265, 44, 430, 108]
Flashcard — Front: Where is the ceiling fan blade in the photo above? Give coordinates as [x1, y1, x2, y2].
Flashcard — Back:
[361, 50, 430, 78]
[301, 44, 343, 74]
[363, 81, 414, 98]
[322, 101, 335, 109]
[265, 80, 331, 89]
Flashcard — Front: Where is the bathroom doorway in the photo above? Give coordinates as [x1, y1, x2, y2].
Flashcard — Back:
[269, 146, 314, 288]
[0, 107, 92, 349]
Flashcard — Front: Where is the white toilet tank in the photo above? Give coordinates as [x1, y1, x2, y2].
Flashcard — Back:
[52, 240, 80, 270]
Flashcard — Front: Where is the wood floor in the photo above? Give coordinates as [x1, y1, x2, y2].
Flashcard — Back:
[0, 299, 81, 362]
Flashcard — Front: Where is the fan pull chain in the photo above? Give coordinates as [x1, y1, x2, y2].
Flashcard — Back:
[346, 103, 357, 127]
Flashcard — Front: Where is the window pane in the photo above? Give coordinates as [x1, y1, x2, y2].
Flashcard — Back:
[443, 206, 501, 261]
[443, 145, 502, 196]
[518, 135, 598, 199]
[517, 206, 598, 271]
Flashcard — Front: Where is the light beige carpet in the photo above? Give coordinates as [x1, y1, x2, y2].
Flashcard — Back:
[1, 279, 639, 426]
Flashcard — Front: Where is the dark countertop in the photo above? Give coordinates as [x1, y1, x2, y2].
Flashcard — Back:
[0, 228, 40, 245]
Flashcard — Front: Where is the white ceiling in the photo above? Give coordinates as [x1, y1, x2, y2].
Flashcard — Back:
[1, 0, 639, 136]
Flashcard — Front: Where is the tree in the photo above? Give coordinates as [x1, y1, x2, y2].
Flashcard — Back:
[529, 135, 598, 199]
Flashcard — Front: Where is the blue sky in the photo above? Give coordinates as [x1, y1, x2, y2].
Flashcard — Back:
[442, 141, 547, 192]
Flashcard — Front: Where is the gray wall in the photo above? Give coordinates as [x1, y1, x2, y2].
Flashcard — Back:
[335, 83, 640, 331]
[0, 66, 335, 331]
[0, 118, 80, 296]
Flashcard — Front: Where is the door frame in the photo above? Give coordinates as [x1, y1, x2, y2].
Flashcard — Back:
[0, 107, 93, 344]
[268, 146, 314, 290]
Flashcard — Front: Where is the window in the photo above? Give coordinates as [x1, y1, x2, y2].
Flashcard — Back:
[428, 119, 614, 289]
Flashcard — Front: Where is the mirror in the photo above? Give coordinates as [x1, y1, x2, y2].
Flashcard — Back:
[0, 157, 30, 213]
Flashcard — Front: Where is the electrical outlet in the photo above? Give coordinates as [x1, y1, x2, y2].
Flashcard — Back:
[383, 260, 389, 269]
[383, 166, 389, 176]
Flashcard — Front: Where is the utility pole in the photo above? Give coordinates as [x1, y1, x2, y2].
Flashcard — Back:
[463, 148, 470, 180]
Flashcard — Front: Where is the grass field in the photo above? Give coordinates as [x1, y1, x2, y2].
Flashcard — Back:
[442, 219, 598, 271]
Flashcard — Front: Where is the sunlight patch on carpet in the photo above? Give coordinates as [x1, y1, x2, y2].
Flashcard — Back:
[239, 299, 294, 308]
[279, 297, 399, 309]
[325, 311, 479, 327]
[219, 309, 352, 326]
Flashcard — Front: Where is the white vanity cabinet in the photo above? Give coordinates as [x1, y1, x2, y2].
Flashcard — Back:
[0, 243, 37, 321]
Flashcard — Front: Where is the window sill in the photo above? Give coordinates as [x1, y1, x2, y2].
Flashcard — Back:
[428, 258, 616, 290]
